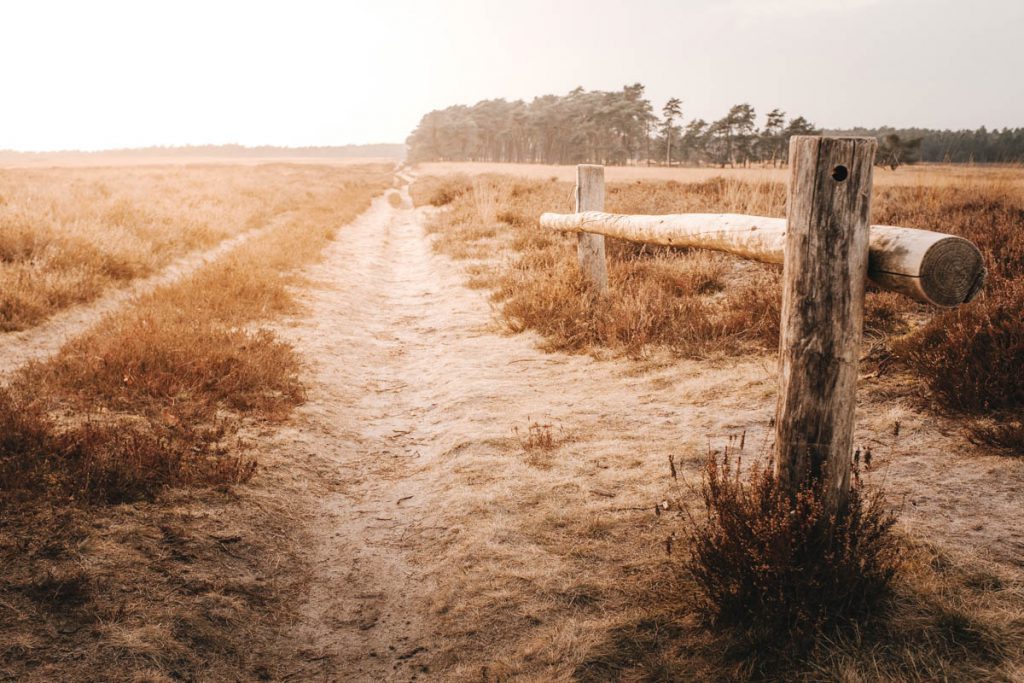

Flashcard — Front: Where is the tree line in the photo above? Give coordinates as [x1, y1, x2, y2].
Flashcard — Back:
[826, 127, 1024, 164]
[406, 84, 816, 167]
[406, 84, 1024, 166]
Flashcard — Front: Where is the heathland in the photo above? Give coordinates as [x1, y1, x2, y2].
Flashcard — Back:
[1, 158, 1021, 681]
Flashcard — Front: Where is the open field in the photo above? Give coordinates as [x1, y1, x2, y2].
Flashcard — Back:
[394, 166, 1024, 679]
[2, 162, 1022, 681]
[0, 163, 392, 332]
[0, 155, 401, 169]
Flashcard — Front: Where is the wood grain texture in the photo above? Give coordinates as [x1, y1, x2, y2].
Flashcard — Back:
[867, 226, 985, 306]
[774, 136, 876, 510]
[539, 212, 984, 306]
[575, 165, 608, 293]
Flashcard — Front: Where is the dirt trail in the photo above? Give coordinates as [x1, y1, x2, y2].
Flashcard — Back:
[263, 183, 752, 679]
[0, 220, 276, 381]
[262, 178, 1024, 679]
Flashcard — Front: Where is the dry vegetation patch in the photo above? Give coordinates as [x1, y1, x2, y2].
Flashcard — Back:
[3, 164, 391, 505]
[408, 168, 1024, 679]
[877, 182, 1024, 451]
[0, 163, 391, 681]
[415, 174, 787, 358]
[681, 450, 901, 663]
[411, 423, 1024, 681]
[0, 164, 375, 332]
[415, 172, 1024, 452]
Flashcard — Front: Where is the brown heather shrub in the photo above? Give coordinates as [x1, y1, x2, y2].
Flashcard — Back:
[0, 386, 253, 505]
[31, 316, 304, 418]
[0, 389, 52, 494]
[409, 174, 473, 207]
[682, 449, 901, 657]
[882, 184, 1024, 434]
[896, 279, 1024, 413]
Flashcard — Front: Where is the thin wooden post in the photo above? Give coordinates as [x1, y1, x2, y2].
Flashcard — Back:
[774, 136, 877, 512]
[575, 165, 608, 293]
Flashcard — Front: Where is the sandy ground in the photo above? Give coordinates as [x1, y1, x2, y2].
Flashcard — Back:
[245, 177, 1024, 679]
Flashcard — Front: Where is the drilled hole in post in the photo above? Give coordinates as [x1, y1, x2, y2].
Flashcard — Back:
[832, 165, 849, 182]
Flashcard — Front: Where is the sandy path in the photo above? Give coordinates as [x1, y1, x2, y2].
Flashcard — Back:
[262, 179, 1024, 680]
[0, 220, 277, 381]
[264, 185, 761, 679]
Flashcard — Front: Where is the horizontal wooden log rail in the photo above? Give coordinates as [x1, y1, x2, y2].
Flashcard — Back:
[539, 210, 985, 307]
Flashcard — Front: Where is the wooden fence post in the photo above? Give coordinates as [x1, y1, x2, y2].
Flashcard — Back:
[576, 164, 608, 293]
[774, 136, 877, 512]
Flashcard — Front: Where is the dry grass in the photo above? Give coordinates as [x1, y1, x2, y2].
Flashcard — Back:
[0, 163, 391, 681]
[413, 425, 1024, 682]
[3, 164, 390, 506]
[0, 465, 315, 682]
[0, 164, 380, 332]
[416, 174, 806, 359]
[416, 172, 1024, 435]
[406, 167, 1024, 680]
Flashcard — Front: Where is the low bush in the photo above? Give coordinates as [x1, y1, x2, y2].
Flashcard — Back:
[408, 174, 473, 207]
[682, 449, 901, 654]
[896, 279, 1024, 414]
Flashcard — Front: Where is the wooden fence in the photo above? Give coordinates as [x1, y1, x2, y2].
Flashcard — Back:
[539, 136, 986, 510]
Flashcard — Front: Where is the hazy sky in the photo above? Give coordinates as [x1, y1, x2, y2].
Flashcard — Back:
[2, 0, 1021, 151]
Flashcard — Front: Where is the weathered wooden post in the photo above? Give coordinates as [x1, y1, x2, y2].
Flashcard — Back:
[774, 136, 876, 512]
[576, 164, 608, 293]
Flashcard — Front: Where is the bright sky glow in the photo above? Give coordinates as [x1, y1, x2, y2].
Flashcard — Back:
[1, 0, 1020, 151]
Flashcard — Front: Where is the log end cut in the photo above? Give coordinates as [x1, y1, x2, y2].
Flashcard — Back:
[920, 236, 986, 306]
